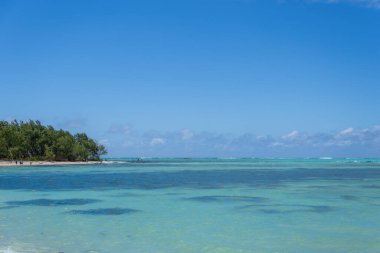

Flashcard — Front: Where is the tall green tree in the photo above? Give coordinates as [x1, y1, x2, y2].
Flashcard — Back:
[0, 120, 107, 161]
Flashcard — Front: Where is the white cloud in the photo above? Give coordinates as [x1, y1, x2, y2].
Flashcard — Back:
[282, 130, 302, 140]
[339, 127, 354, 135]
[307, 0, 380, 9]
[104, 124, 380, 157]
[256, 135, 269, 141]
[271, 142, 287, 147]
[150, 138, 166, 146]
[181, 129, 194, 140]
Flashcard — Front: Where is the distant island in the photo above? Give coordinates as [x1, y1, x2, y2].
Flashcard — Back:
[0, 120, 107, 162]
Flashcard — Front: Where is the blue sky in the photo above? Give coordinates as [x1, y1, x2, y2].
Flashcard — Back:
[1, 0, 380, 157]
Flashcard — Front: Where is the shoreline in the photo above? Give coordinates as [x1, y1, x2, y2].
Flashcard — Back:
[0, 160, 115, 167]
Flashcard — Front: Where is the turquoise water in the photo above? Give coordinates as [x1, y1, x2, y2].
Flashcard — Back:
[0, 158, 380, 253]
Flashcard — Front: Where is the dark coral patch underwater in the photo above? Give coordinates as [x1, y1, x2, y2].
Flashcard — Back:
[237, 204, 334, 214]
[5, 198, 100, 206]
[183, 195, 268, 203]
[67, 208, 140, 216]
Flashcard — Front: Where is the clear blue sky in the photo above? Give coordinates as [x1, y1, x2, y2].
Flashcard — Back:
[1, 0, 380, 157]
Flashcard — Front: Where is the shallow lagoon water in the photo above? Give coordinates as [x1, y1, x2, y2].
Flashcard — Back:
[0, 158, 380, 253]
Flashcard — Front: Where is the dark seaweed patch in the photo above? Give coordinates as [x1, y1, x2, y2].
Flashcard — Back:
[307, 185, 332, 189]
[0, 205, 18, 210]
[237, 204, 334, 214]
[183, 195, 268, 203]
[165, 192, 187, 195]
[68, 208, 140, 216]
[362, 185, 380, 189]
[259, 205, 333, 214]
[5, 198, 100, 206]
[341, 195, 359, 201]
[108, 192, 143, 198]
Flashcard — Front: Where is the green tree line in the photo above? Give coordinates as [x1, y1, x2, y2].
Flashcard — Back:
[0, 120, 107, 161]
